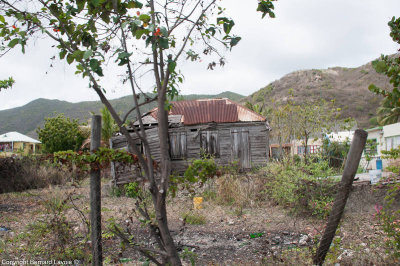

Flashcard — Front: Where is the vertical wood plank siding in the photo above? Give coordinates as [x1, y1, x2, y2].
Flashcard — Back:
[110, 122, 269, 184]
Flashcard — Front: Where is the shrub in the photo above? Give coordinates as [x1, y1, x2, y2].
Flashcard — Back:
[376, 182, 400, 258]
[124, 182, 141, 198]
[264, 158, 338, 218]
[0, 156, 74, 193]
[181, 247, 197, 266]
[24, 190, 89, 261]
[170, 158, 219, 197]
[321, 138, 350, 169]
[181, 211, 206, 225]
[37, 113, 85, 153]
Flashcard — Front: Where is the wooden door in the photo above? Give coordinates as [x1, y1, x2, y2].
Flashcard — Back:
[231, 129, 250, 169]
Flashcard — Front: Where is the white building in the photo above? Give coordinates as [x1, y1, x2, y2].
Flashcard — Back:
[363, 122, 400, 170]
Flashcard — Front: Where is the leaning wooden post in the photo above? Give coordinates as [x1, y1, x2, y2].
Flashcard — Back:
[313, 129, 367, 265]
[90, 115, 102, 265]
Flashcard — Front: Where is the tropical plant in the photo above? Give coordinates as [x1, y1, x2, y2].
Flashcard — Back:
[369, 16, 400, 125]
[101, 106, 117, 146]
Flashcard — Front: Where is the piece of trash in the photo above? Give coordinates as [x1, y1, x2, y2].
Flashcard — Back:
[249, 232, 264, 239]
[298, 234, 310, 246]
[0, 226, 11, 231]
[193, 197, 203, 209]
[119, 258, 133, 263]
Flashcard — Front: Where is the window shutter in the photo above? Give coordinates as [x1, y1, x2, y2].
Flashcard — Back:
[170, 132, 186, 159]
[200, 131, 219, 157]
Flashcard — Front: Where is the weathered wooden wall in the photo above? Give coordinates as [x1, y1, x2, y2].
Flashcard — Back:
[110, 122, 269, 185]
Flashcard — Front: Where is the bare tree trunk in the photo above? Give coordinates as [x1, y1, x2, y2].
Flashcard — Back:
[153, 94, 182, 265]
[278, 133, 283, 160]
[304, 133, 309, 164]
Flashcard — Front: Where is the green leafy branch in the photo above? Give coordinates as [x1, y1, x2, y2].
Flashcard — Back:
[0, 76, 14, 90]
[51, 147, 142, 172]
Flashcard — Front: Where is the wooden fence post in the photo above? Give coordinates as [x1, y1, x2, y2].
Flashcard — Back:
[313, 129, 367, 265]
[90, 115, 102, 265]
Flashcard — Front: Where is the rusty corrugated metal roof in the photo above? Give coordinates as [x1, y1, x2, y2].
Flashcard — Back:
[148, 98, 265, 125]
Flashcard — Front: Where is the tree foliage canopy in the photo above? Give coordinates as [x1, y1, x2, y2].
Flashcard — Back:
[369, 16, 400, 125]
[37, 113, 85, 153]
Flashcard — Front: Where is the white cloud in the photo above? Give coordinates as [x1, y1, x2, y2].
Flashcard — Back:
[1, 0, 399, 110]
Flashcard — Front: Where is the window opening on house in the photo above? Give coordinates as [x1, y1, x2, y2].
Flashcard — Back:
[386, 135, 400, 150]
[200, 131, 219, 158]
[297, 145, 319, 155]
[169, 132, 187, 160]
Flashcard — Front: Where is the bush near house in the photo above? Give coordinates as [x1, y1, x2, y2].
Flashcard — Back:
[263, 156, 338, 218]
[37, 113, 85, 153]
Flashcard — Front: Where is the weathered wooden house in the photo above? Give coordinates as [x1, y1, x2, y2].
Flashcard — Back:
[110, 99, 270, 185]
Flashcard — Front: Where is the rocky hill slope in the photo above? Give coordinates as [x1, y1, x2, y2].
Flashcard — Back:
[242, 60, 391, 128]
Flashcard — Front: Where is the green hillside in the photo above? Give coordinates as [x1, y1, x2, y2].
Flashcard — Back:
[0, 91, 244, 138]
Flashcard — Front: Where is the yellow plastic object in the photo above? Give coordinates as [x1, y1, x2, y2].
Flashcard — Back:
[193, 197, 203, 210]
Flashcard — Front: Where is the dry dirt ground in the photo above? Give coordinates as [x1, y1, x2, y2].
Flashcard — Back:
[0, 178, 398, 265]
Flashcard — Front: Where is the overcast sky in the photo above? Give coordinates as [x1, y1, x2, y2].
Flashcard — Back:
[0, 0, 399, 111]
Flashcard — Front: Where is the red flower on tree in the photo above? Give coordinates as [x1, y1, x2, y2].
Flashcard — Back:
[53, 28, 60, 32]
[154, 27, 161, 37]
[12, 25, 16, 29]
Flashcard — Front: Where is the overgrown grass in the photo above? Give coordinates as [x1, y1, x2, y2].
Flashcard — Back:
[14, 189, 89, 261]
[263, 156, 338, 218]
[182, 210, 206, 225]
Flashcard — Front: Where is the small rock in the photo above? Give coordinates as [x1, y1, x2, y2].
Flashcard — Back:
[360, 242, 367, 247]
[338, 249, 354, 260]
[282, 231, 290, 235]
[271, 236, 281, 245]
[283, 240, 292, 245]
[227, 219, 234, 225]
[298, 234, 310, 246]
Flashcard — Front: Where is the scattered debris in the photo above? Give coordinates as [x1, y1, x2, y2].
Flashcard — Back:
[0, 226, 11, 231]
[298, 234, 310, 246]
[249, 232, 264, 239]
[337, 249, 354, 261]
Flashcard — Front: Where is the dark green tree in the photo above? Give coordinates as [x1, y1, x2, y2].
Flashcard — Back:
[37, 113, 84, 153]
